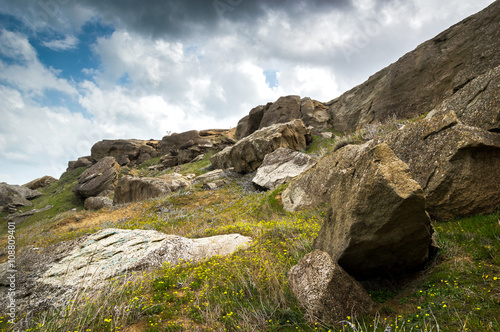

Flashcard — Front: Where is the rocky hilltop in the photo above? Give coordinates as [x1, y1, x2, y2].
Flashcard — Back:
[1, 2, 499, 331]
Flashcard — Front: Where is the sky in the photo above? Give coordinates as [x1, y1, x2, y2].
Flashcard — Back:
[0, 0, 496, 185]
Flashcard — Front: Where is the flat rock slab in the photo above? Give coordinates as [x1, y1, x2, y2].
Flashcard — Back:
[252, 148, 316, 190]
[42, 229, 252, 288]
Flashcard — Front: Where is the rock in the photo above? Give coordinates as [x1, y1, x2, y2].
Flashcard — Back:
[114, 173, 190, 204]
[327, 1, 500, 132]
[312, 143, 432, 278]
[320, 132, 333, 139]
[259, 96, 301, 129]
[41, 229, 252, 288]
[84, 197, 113, 210]
[193, 169, 236, 184]
[23, 176, 57, 190]
[67, 156, 93, 171]
[211, 119, 312, 173]
[236, 105, 267, 139]
[375, 111, 500, 220]
[72, 157, 119, 199]
[0, 182, 42, 211]
[202, 180, 226, 190]
[252, 148, 317, 190]
[0, 230, 251, 316]
[160, 155, 178, 168]
[6, 205, 53, 224]
[160, 130, 210, 154]
[283, 144, 367, 212]
[91, 139, 160, 166]
[430, 64, 500, 132]
[288, 250, 376, 324]
[300, 97, 331, 133]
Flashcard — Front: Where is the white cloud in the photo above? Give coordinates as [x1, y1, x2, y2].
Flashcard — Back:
[42, 34, 79, 51]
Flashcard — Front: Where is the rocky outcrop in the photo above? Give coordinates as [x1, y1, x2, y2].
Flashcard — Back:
[283, 144, 366, 212]
[305, 143, 432, 278]
[252, 148, 316, 190]
[41, 229, 251, 287]
[23, 176, 57, 190]
[236, 96, 330, 139]
[160, 130, 211, 154]
[66, 156, 93, 172]
[114, 173, 190, 204]
[288, 250, 376, 324]
[430, 64, 500, 132]
[375, 111, 500, 220]
[91, 139, 160, 166]
[259, 95, 302, 129]
[72, 157, 119, 199]
[0, 182, 42, 213]
[6, 205, 52, 224]
[211, 119, 312, 173]
[84, 197, 113, 210]
[327, 1, 500, 132]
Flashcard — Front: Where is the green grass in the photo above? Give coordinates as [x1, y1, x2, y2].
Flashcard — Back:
[0, 167, 86, 236]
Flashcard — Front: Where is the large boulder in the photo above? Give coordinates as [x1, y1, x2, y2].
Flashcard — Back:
[91, 139, 159, 166]
[252, 148, 317, 190]
[259, 95, 302, 129]
[375, 111, 500, 220]
[84, 197, 113, 211]
[235, 96, 331, 139]
[300, 97, 331, 133]
[114, 173, 190, 204]
[23, 176, 57, 190]
[211, 119, 312, 173]
[66, 156, 93, 172]
[235, 105, 267, 140]
[0, 182, 42, 212]
[288, 250, 376, 324]
[160, 130, 211, 155]
[311, 143, 432, 278]
[430, 64, 500, 133]
[283, 144, 366, 212]
[72, 157, 119, 199]
[327, 1, 500, 132]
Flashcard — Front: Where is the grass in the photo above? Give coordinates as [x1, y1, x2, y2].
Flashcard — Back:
[1, 124, 498, 331]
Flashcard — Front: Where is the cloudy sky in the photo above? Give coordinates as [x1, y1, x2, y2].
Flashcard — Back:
[0, 0, 495, 185]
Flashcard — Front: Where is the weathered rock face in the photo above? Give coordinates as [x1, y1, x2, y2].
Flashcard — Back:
[211, 119, 312, 173]
[327, 1, 500, 132]
[192, 169, 237, 184]
[160, 130, 211, 155]
[311, 143, 432, 278]
[236, 96, 331, 139]
[430, 64, 500, 132]
[114, 173, 190, 204]
[259, 95, 302, 129]
[67, 156, 93, 172]
[91, 139, 160, 166]
[300, 97, 331, 133]
[84, 196, 113, 210]
[375, 111, 500, 220]
[236, 105, 267, 140]
[42, 229, 252, 287]
[252, 148, 317, 190]
[73, 157, 119, 199]
[282, 144, 367, 212]
[0, 182, 42, 212]
[23, 176, 57, 190]
[0, 230, 251, 315]
[288, 250, 376, 324]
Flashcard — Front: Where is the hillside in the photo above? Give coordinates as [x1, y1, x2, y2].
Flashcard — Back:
[1, 2, 500, 332]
